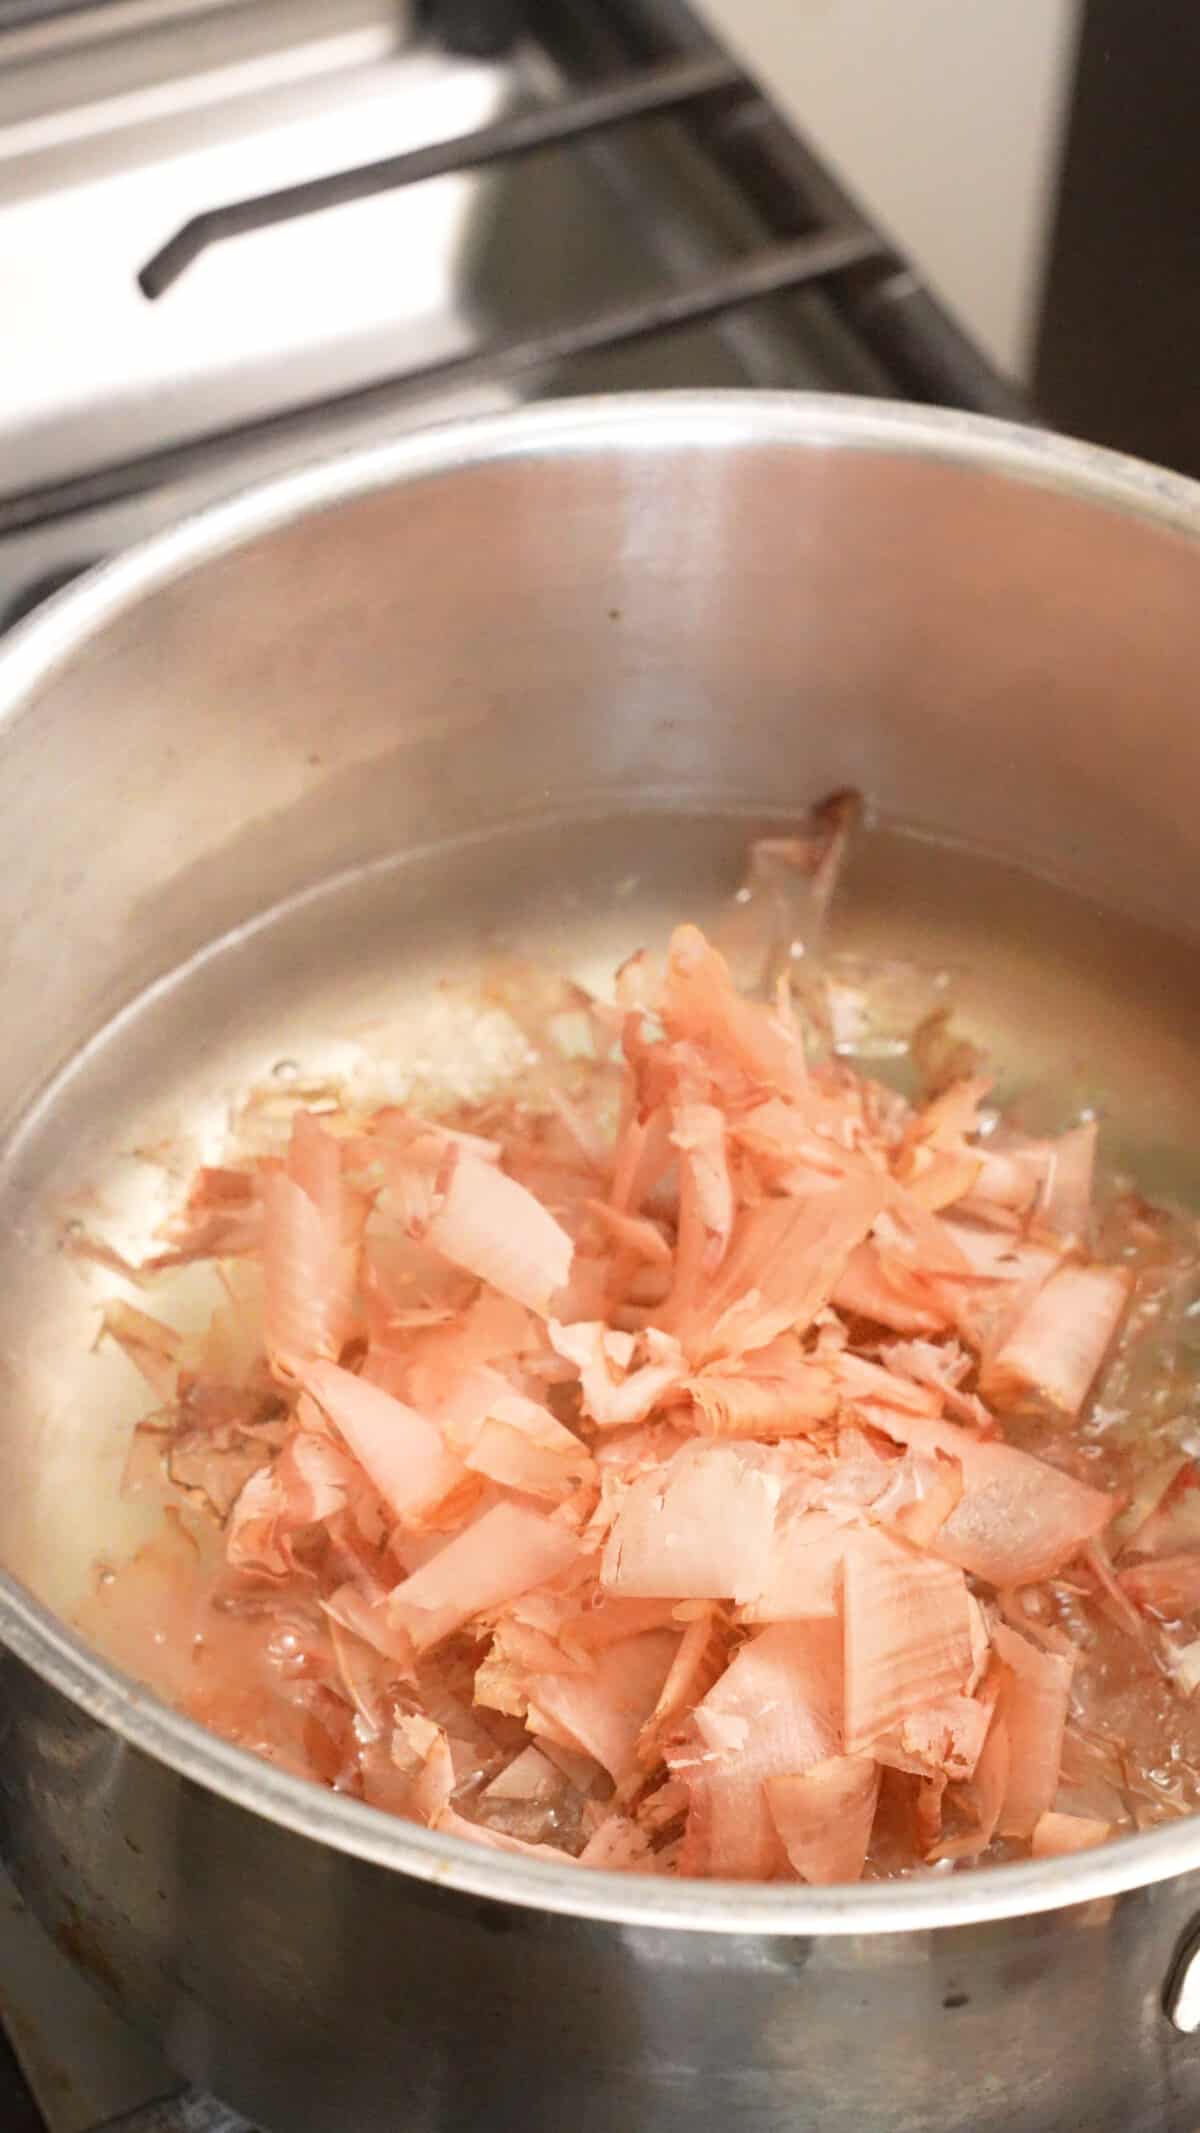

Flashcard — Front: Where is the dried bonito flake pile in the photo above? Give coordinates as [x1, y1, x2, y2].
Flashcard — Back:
[83, 841, 1200, 1882]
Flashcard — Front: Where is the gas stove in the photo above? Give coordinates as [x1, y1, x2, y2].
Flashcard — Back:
[0, 0, 1019, 2125]
[0, 0, 1022, 627]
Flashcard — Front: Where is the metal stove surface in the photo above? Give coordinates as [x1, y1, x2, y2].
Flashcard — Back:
[0, 0, 1019, 623]
[0, 0, 888, 626]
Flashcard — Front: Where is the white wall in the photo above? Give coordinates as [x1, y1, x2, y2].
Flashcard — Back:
[695, 0, 1082, 380]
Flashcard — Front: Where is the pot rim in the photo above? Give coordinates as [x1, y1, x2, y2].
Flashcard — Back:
[4, 388, 1200, 1937]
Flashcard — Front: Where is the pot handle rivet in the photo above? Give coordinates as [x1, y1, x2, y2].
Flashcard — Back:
[1165, 1925, 1200, 2032]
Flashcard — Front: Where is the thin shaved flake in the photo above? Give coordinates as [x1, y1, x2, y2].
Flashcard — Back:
[558, 1596, 681, 1658]
[303, 1361, 464, 1527]
[669, 1101, 734, 1311]
[725, 799, 861, 994]
[96, 1300, 182, 1400]
[585, 1201, 673, 1266]
[964, 1139, 1047, 1220]
[388, 1713, 457, 1827]
[475, 1626, 559, 1721]
[685, 1336, 838, 1439]
[282, 1426, 358, 1521]
[262, 1176, 340, 1378]
[433, 1805, 564, 1860]
[638, 1606, 730, 1767]
[930, 1710, 1009, 1864]
[916, 1771, 948, 1853]
[1119, 1554, 1200, 1619]
[831, 1241, 949, 1335]
[1108, 1453, 1191, 1556]
[153, 1163, 265, 1265]
[369, 1109, 503, 1166]
[528, 1628, 680, 1785]
[435, 1369, 583, 1460]
[1080, 1536, 1154, 1648]
[1038, 1122, 1097, 1243]
[431, 1365, 593, 1500]
[992, 1620, 1074, 1839]
[878, 1684, 996, 1785]
[601, 1441, 783, 1601]
[224, 1417, 357, 1577]
[541, 1085, 609, 1173]
[938, 1219, 1060, 1284]
[935, 1232, 1061, 1358]
[676, 1173, 888, 1365]
[426, 1154, 573, 1314]
[675, 1621, 842, 1879]
[549, 1319, 686, 1429]
[369, 1128, 454, 1236]
[831, 1351, 943, 1416]
[871, 1447, 964, 1550]
[464, 1417, 589, 1501]
[879, 1337, 991, 1429]
[609, 1102, 673, 1218]
[881, 1194, 976, 1280]
[980, 1261, 1132, 1418]
[578, 1815, 656, 1871]
[400, 1293, 538, 1406]
[327, 1617, 394, 1737]
[742, 1508, 853, 1623]
[262, 1112, 362, 1378]
[322, 1582, 415, 1669]
[765, 1757, 879, 1884]
[906, 1071, 987, 1146]
[1031, 1809, 1112, 1857]
[660, 924, 809, 1098]
[162, 1422, 278, 1523]
[385, 1503, 580, 1652]
[865, 1405, 1115, 1585]
[226, 1466, 294, 1578]
[484, 1745, 563, 1804]
[1125, 1465, 1200, 1564]
[842, 1528, 973, 1753]
[960, 1121, 1097, 1249]
[895, 1146, 983, 1213]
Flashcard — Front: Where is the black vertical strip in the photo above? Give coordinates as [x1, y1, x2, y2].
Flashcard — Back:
[1033, 0, 1200, 477]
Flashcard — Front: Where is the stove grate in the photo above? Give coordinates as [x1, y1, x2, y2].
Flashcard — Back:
[0, 0, 1025, 544]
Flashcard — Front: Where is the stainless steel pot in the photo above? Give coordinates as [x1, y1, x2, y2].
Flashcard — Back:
[2, 394, 1200, 2133]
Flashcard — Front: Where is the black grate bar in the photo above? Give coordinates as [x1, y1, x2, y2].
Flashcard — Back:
[705, 101, 1029, 422]
[0, 226, 883, 538]
[849, 267, 1030, 423]
[535, 0, 1028, 421]
[138, 50, 746, 298]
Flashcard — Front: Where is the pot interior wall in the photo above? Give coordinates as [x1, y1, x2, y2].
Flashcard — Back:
[1, 413, 1199, 1613]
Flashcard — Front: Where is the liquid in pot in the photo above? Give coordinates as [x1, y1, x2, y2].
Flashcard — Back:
[3, 809, 1200, 1881]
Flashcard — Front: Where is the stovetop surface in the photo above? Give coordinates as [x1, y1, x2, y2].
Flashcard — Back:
[0, 0, 909, 630]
